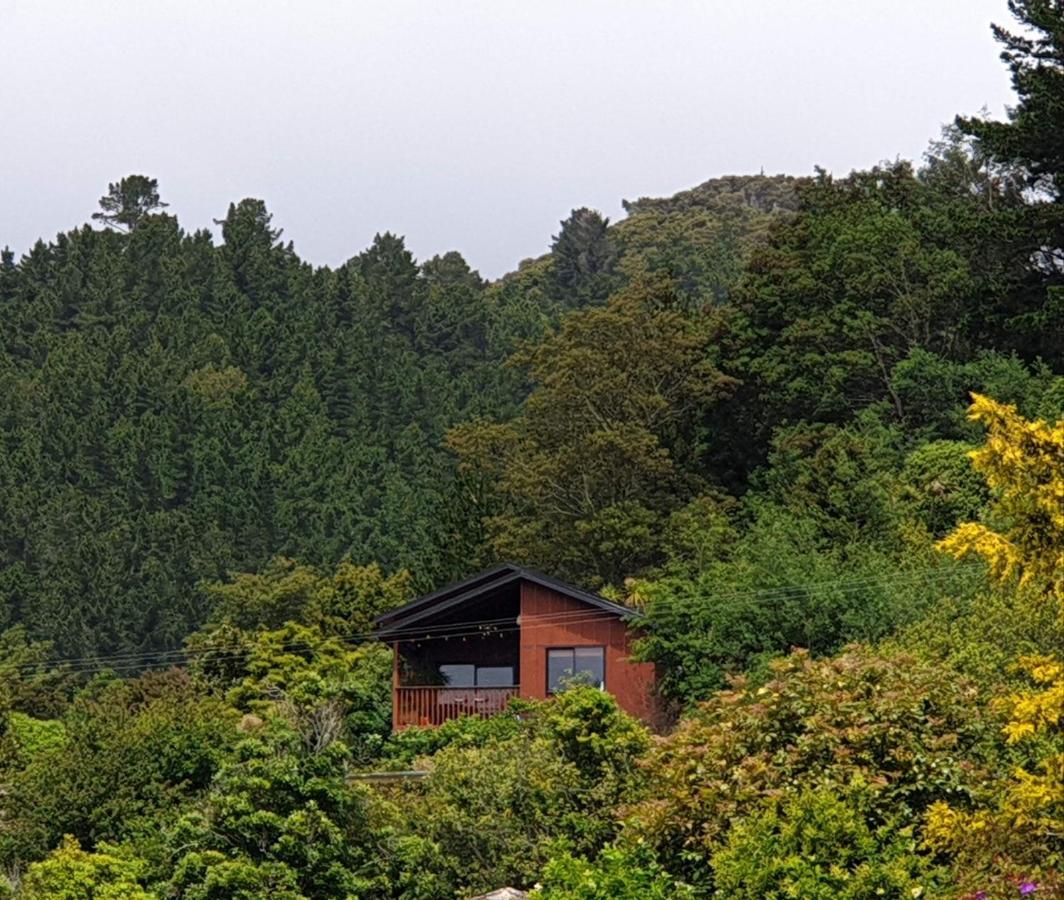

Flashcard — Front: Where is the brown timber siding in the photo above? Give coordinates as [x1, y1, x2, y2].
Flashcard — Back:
[518, 581, 661, 727]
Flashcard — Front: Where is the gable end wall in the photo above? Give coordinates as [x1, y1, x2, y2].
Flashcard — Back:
[518, 581, 660, 726]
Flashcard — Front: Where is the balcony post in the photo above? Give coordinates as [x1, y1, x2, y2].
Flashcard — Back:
[391, 641, 399, 732]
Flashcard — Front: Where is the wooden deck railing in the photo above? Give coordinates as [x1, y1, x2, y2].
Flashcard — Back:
[393, 685, 520, 729]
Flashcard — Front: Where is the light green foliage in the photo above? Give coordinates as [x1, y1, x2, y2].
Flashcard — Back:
[188, 559, 404, 762]
[166, 854, 303, 900]
[20, 836, 152, 900]
[655, 494, 738, 579]
[889, 349, 1064, 442]
[190, 620, 393, 763]
[895, 587, 1064, 688]
[711, 787, 941, 899]
[201, 558, 412, 634]
[535, 687, 649, 782]
[637, 412, 986, 703]
[378, 704, 531, 767]
[534, 843, 695, 899]
[387, 737, 588, 894]
[7, 712, 65, 759]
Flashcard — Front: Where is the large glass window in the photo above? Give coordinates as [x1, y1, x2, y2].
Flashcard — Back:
[439, 663, 474, 687]
[547, 646, 605, 693]
[475, 666, 515, 687]
[439, 664, 515, 687]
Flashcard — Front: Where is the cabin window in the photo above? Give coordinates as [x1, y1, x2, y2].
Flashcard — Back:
[475, 666, 515, 687]
[439, 664, 474, 687]
[439, 663, 515, 687]
[547, 646, 605, 693]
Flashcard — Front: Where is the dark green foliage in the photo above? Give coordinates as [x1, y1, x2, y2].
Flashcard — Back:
[0, 191, 529, 658]
[0, 173, 808, 657]
[0, 669, 236, 866]
[5, 18, 1064, 890]
[447, 277, 735, 586]
[547, 208, 618, 308]
[958, 2, 1064, 199]
[366, 688, 650, 897]
[92, 175, 169, 232]
[618, 173, 800, 305]
[165, 722, 372, 899]
[956, 1, 1064, 367]
[723, 158, 1029, 448]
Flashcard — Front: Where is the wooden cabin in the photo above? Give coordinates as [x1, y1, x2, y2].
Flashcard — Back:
[373, 563, 661, 729]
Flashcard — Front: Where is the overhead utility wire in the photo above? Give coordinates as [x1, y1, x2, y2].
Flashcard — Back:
[0, 562, 982, 678]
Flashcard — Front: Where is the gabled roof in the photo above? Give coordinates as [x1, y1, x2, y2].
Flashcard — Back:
[373, 563, 641, 637]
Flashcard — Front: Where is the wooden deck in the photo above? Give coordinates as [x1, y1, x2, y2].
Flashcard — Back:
[392, 685, 520, 729]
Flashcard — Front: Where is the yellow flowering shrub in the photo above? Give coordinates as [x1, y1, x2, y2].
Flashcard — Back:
[928, 395, 1064, 895]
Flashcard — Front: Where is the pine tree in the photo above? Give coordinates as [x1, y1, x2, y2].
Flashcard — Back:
[548, 207, 618, 308]
[91, 175, 168, 232]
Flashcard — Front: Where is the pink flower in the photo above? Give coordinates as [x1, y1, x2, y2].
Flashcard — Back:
[1019, 883, 1038, 896]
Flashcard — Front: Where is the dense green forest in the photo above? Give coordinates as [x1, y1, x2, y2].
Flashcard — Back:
[1, 1, 1063, 896]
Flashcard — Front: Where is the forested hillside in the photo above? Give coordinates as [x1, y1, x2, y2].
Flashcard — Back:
[0, 174, 793, 659]
[0, 1, 1063, 897]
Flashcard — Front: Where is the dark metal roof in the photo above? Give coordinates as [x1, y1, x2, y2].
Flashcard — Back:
[373, 562, 641, 637]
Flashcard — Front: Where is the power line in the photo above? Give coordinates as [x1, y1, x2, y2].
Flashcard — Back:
[0, 607, 624, 677]
[0, 561, 984, 679]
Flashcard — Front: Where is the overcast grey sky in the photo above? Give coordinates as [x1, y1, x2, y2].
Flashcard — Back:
[1, 1, 1017, 277]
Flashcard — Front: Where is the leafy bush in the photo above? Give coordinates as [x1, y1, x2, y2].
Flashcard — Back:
[369, 688, 650, 897]
[0, 669, 236, 868]
[636, 505, 974, 703]
[900, 439, 987, 537]
[191, 621, 393, 763]
[20, 835, 152, 900]
[535, 843, 694, 899]
[711, 786, 942, 899]
[165, 722, 372, 899]
[201, 558, 412, 635]
[7, 712, 65, 759]
[378, 704, 531, 767]
[624, 646, 996, 891]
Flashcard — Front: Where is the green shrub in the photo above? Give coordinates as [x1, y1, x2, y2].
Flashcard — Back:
[378, 703, 532, 766]
[711, 786, 943, 899]
[625, 646, 997, 891]
[20, 835, 152, 900]
[535, 843, 694, 899]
